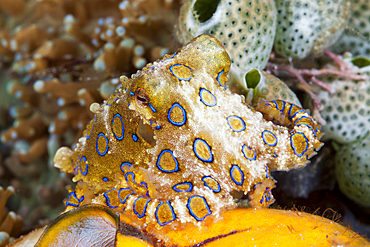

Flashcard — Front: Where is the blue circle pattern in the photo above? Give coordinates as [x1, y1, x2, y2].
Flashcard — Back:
[172, 182, 193, 192]
[156, 150, 179, 173]
[187, 195, 211, 221]
[262, 130, 278, 147]
[120, 162, 132, 173]
[111, 113, 124, 140]
[169, 64, 192, 81]
[155, 201, 176, 226]
[104, 189, 118, 208]
[199, 88, 217, 107]
[202, 176, 221, 193]
[79, 156, 88, 175]
[217, 70, 226, 89]
[242, 145, 256, 161]
[118, 188, 134, 204]
[291, 132, 309, 157]
[97, 133, 109, 155]
[193, 139, 213, 162]
[133, 198, 151, 218]
[227, 115, 246, 132]
[230, 165, 244, 185]
[168, 103, 187, 126]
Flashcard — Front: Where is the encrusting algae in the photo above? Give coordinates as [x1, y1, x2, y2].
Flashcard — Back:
[1, 0, 370, 246]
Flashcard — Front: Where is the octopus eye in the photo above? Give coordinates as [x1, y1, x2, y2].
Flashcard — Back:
[135, 88, 149, 107]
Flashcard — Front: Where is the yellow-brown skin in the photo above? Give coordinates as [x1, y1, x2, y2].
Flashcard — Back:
[54, 34, 323, 231]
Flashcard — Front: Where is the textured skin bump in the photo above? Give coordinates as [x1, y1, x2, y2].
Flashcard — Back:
[55, 34, 323, 229]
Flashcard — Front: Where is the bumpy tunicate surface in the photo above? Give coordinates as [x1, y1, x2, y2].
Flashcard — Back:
[54, 35, 323, 229]
[336, 133, 370, 207]
[274, 0, 350, 59]
[176, 0, 276, 70]
[331, 0, 370, 57]
[317, 74, 370, 144]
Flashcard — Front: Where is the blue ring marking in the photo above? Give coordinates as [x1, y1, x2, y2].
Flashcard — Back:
[265, 189, 272, 201]
[291, 132, 309, 157]
[168, 103, 187, 126]
[163, 52, 177, 60]
[242, 145, 256, 161]
[217, 70, 227, 89]
[199, 88, 217, 107]
[118, 188, 134, 204]
[133, 197, 151, 218]
[141, 182, 148, 189]
[104, 189, 118, 208]
[140, 182, 149, 197]
[148, 103, 157, 113]
[172, 182, 193, 192]
[132, 134, 138, 142]
[227, 115, 246, 132]
[103, 178, 108, 182]
[156, 150, 179, 173]
[296, 123, 316, 136]
[266, 166, 269, 178]
[193, 139, 213, 163]
[272, 153, 278, 158]
[120, 162, 132, 173]
[187, 195, 211, 221]
[289, 104, 308, 118]
[230, 165, 244, 185]
[270, 100, 279, 109]
[79, 156, 88, 175]
[294, 116, 317, 136]
[86, 116, 97, 140]
[150, 120, 161, 129]
[125, 172, 136, 183]
[65, 192, 84, 207]
[202, 176, 221, 193]
[169, 64, 192, 81]
[130, 91, 135, 95]
[155, 201, 176, 226]
[262, 130, 278, 147]
[273, 100, 285, 112]
[97, 133, 109, 155]
[260, 195, 265, 204]
[111, 113, 124, 140]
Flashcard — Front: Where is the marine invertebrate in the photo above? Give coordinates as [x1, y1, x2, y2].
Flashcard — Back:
[331, 0, 370, 57]
[229, 68, 302, 107]
[274, 0, 351, 59]
[336, 133, 370, 207]
[54, 35, 323, 230]
[314, 57, 370, 144]
[176, 0, 277, 70]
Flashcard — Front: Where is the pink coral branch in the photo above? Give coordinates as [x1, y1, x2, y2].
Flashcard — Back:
[310, 76, 336, 94]
[324, 50, 351, 71]
[267, 63, 335, 93]
[298, 68, 368, 81]
[296, 84, 326, 125]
